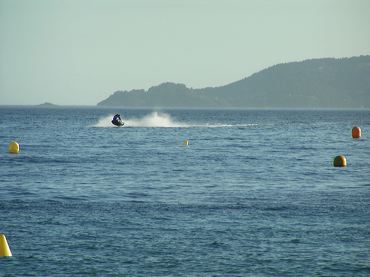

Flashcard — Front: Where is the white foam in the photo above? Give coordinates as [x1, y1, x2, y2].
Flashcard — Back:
[92, 112, 257, 128]
[92, 112, 188, 128]
[197, 123, 258, 128]
[125, 112, 188, 127]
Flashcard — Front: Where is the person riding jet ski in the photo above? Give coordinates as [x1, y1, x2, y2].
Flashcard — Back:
[112, 114, 124, 126]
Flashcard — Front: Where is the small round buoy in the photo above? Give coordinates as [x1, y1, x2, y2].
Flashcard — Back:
[333, 155, 346, 167]
[352, 126, 361, 139]
[8, 141, 20, 154]
[183, 139, 189, 146]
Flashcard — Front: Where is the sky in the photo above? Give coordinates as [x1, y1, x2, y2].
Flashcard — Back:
[0, 0, 369, 105]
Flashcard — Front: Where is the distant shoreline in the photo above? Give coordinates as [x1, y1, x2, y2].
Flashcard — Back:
[98, 55, 370, 109]
[0, 105, 369, 112]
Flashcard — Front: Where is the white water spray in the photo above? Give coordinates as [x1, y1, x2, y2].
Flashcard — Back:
[93, 112, 188, 128]
[92, 111, 257, 128]
[125, 112, 188, 127]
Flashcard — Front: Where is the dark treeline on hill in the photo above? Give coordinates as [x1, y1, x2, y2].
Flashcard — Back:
[97, 56, 370, 108]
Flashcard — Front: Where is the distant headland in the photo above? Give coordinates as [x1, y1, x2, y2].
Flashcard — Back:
[98, 55, 370, 109]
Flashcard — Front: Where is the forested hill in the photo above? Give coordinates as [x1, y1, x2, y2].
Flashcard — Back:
[97, 56, 370, 108]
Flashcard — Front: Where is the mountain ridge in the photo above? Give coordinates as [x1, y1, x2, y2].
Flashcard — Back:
[97, 55, 370, 108]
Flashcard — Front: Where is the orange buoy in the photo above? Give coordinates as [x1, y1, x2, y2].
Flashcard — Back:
[352, 126, 361, 139]
[333, 155, 347, 167]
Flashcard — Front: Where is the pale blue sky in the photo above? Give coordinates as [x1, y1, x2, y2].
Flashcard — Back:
[1, 0, 369, 105]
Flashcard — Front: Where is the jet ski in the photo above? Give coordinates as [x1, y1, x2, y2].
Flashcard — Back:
[112, 119, 124, 127]
[111, 114, 125, 127]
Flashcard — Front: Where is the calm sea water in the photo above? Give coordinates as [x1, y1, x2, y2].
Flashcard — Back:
[0, 107, 369, 276]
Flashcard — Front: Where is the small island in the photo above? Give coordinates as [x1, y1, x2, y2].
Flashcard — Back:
[36, 102, 59, 108]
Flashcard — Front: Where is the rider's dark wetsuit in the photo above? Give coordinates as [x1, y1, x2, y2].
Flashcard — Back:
[113, 114, 121, 123]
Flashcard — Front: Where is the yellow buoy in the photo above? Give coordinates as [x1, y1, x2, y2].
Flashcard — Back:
[8, 141, 20, 154]
[183, 139, 189, 146]
[352, 126, 361, 139]
[333, 155, 347, 167]
[0, 234, 12, 257]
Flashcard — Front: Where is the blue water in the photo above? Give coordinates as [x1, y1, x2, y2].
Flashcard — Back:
[0, 107, 369, 276]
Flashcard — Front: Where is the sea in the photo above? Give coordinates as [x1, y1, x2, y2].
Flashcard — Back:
[0, 107, 369, 276]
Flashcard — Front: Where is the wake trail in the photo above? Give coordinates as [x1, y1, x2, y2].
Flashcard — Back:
[92, 112, 257, 128]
